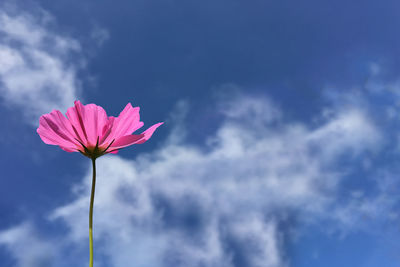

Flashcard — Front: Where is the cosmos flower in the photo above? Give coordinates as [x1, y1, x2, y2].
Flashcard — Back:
[37, 100, 163, 267]
[37, 100, 163, 159]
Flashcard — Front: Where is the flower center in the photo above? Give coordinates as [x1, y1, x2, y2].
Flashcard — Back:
[75, 137, 115, 159]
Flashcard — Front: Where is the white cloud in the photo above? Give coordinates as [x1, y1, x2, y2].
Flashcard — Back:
[0, 223, 57, 267]
[90, 26, 110, 47]
[228, 216, 283, 267]
[307, 109, 381, 161]
[328, 170, 400, 236]
[0, 5, 82, 124]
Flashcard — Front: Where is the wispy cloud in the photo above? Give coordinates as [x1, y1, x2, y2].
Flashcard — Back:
[0, 223, 56, 267]
[0, 4, 82, 124]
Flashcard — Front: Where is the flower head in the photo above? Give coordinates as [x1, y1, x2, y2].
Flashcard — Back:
[37, 100, 163, 158]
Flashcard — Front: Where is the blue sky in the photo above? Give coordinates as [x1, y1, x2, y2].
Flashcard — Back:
[0, 1, 399, 266]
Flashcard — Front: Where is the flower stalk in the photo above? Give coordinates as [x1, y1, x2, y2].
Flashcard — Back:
[89, 157, 96, 267]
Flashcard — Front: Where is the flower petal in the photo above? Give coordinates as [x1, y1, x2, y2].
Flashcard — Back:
[52, 110, 79, 142]
[110, 122, 163, 149]
[99, 117, 115, 146]
[37, 129, 78, 151]
[37, 112, 79, 151]
[110, 103, 143, 139]
[81, 103, 108, 146]
[135, 122, 164, 144]
[60, 146, 76, 152]
[110, 134, 144, 149]
[66, 100, 89, 145]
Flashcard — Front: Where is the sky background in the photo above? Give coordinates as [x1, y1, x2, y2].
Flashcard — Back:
[0, 0, 399, 266]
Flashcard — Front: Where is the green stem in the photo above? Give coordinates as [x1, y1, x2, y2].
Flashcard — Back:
[89, 158, 96, 267]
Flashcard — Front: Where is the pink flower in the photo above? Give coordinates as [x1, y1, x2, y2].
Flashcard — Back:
[37, 100, 163, 158]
